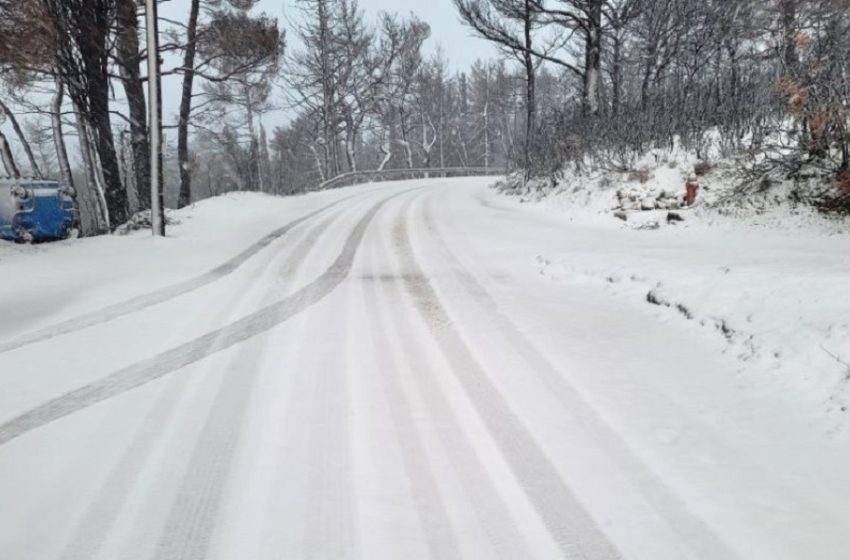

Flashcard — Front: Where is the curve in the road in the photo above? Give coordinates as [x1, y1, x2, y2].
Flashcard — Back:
[363, 215, 535, 558]
[420, 192, 741, 560]
[56, 210, 347, 560]
[392, 198, 623, 560]
[152, 338, 269, 560]
[0, 189, 413, 448]
[362, 250, 464, 560]
[0, 191, 365, 355]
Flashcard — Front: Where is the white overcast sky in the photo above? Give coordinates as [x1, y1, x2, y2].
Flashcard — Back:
[158, 0, 499, 131]
[280, 0, 497, 69]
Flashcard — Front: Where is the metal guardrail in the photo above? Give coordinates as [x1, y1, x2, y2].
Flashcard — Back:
[316, 167, 507, 191]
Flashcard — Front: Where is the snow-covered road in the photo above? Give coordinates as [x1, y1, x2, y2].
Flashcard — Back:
[1, 178, 849, 559]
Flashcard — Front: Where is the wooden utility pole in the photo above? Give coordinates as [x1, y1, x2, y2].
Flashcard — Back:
[145, 0, 165, 236]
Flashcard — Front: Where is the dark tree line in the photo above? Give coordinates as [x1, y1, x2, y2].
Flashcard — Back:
[0, 0, 576, 223]
[266, 0, 546, 195]
[3, 0, 848, 234]
[455, 0, 850, 186]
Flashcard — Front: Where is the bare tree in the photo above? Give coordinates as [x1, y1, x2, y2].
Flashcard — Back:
[115, 0, 148, 209]
[172, 0, 281, 207]
[454, 0, 540, 169]
[197, 11, 282, 193]
[40, 0, 130, 227]
[0, 97, 42, 177]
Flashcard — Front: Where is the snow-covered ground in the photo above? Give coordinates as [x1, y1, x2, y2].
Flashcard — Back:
[0, 185, 390, 344]
[497, 153, 850, 431]
[1, 177, 849, 559]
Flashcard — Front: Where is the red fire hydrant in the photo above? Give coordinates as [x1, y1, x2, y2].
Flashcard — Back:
[685, 174, 700, 207]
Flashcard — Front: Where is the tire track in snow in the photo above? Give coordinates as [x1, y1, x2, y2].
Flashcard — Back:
[57, 208, 348, 560]
[391, 205, 622, 560]
[57, 373, 196, 560]
[361, 242, 463, 560]
[366, 205, 534, 559]
[278, 212, 338, 286]
[152, 340, 267, 560]
[0, 192, 364, 355]
[421, 194, 740, 560]
[300, 265, 356, 560]
[0, 190, 410, 448]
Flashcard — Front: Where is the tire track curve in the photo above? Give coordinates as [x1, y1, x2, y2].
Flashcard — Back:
[300, 262, 356, 560]
[421, 192, 740, 560]
[366, 217, 529, 559]
[58, 372, 195, 560]
[365, 206, 535, 559]
[0, 190, 411, 448]
[0, 191, 364, 355]
[362, 241, 463, 560]
[392, 203, 622, 560]
[57, 207, 349, 560]
[152, 339, 267, 560]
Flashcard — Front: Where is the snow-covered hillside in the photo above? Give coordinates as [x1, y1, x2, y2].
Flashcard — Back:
[493, 152, 850, 430]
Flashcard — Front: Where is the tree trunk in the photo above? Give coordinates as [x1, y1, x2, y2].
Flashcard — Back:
[244, 92, 259, 190]
[611, 33, 622, 117]
[116, 0, 150, 211]
[523, 0, 536, 172]
[780, 0, 799, 76]
[43, 0, 126, 227]
[118, 130, 136, 208]
[640, 56, 654, 111]
[318, 0, 339, 179]
[258, 123, 271, 191]
[398, 112, 414, 169]
[72, 39, 128, 227]
[483, 100, 490, 169]
[377, 128, 392, 171]
[51, 80, 74, 190]
[89, 96, 128, 227]
[344, 112, 359, 173]
[75, 110, 109, 231]
[728, 45, 740, 136]
[346, 131, 357, 172]
[0, 130, 19, 178]
[0, 100, 42, 178]
[439, 87, 445, 168]
[583, 0, 603, 117]
[177, 0, 201, 208]
[310, 143, 326, 182]
[0, 112, 36, 177]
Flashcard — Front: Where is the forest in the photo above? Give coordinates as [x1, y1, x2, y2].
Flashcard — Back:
[0, 0, 848, 233]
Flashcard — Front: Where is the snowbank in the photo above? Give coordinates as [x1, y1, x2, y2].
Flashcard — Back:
[492, 153, 850, 428]
[0, 188, 372, 343]
[498, 141, 850, 232]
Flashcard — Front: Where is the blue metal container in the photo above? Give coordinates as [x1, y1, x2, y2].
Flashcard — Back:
[0, 178, 78, 243]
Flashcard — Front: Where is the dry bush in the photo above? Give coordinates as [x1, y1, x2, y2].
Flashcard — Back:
[778, 77, 808, 115]
[836, 168, 850, 193]
[694, 161, 712, 176]
[795, 31, 812, 49]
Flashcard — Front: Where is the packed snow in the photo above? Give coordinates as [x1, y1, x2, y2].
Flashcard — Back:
[1, 177, 849, 559]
